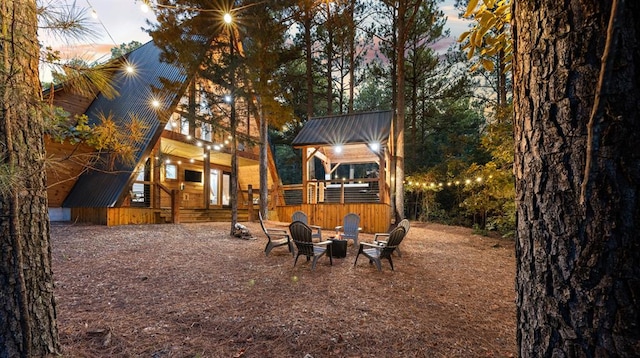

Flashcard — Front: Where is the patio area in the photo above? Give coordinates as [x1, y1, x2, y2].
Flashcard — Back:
[51, 221, 515, 357]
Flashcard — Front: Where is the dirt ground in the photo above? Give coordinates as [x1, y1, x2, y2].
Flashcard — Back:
[50, 220, 516, 357]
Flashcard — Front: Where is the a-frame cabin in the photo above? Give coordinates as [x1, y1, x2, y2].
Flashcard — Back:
[46, 40, 280, 225]
[277, 110, 394, 233]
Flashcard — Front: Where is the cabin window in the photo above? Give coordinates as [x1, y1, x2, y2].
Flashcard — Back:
[210, 169, 219, 205]
[165, 164, 177, 180]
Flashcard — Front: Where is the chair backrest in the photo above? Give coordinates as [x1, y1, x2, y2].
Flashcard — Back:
[289, 221, 314, 256]
[341, 213, 360, 238]
[398, 219, 410, 234]
[291, 211, 309, 224]
[258, 211, 268, 234]
[382, 226, 406, 255]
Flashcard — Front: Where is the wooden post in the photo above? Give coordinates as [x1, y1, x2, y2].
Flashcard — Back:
[247, 184, 254, 222]
[204, 149, 211, 209]
[171, 189, 180, 224]
[302, 146, 309, 204]
[153, 149, 161, 209]
[340, 179, 345, 204]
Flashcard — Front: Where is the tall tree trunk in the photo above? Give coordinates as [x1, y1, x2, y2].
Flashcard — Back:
[304, 5, 314, 119]
[303, 4, 316, 181]
[388, 4, 398, 220]
[347, 0, 355, 113]
[258, 94, 268, 220]
[513, 0, 640, 356]
[0, 0, 60, 356]
[394, 1, 408, 221]
[229, 27, 238, 235]
[326, 4, 333, 115]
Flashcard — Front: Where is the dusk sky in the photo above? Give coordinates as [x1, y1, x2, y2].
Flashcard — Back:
[43, 0, 470, 78]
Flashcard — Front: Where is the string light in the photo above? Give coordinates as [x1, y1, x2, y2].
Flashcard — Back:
[403, 174, 497, 190]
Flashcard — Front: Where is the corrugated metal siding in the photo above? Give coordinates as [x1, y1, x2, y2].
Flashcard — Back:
[63, 41, 188, 208]
[292, 110, 393, 146]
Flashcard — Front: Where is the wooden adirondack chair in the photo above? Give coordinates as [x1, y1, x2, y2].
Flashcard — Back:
[354, 226, 407, 271]
[289, 221, 333, 270]
[334, 213, 361, 247]
[259, 212, 293, 256]
[291, 210, 322, 241]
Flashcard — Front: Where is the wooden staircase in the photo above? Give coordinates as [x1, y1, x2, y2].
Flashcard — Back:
[158, 208, 250, 223]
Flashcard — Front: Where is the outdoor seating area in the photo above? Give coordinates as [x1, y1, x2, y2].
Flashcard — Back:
[262, 211, 406, 271]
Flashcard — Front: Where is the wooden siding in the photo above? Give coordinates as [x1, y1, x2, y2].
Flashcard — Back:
[50, 87, 95, 118]
[277, 203, 392, 233]
[46, 137, 94, 207]
[69, 207, 255, 226]
[70, 207, 159, 226]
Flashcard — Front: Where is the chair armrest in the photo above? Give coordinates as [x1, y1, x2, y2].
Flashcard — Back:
[315, 240, 332, 246]
[335, 225, 343, 231]
[266, 228, 288, 234]
[310, 224, 322, 230]
[373, 233, 390, 241]
[360, 242, 380, 249]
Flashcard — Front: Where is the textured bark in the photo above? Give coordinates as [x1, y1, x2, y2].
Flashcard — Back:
[0, 0, 60, 356]
[513, 0, 640, 356]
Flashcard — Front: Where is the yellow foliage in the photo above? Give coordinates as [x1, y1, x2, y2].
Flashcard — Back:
[459, 0, 512, 75]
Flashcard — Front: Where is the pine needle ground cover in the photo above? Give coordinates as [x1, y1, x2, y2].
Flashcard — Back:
[51, 221, 515, 357]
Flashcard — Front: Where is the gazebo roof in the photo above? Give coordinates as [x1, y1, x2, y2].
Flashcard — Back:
[292, 110, 393, 147]
[291, 110, 393, 165]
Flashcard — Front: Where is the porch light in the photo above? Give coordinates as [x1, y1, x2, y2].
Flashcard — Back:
[186, 135, 192, 140]
[455, 180, 460, 185]
[165, 159, 171, 164]
[447, 182, 452, 186]
[465, 179, 471, 184]
[439, 183, 443, 187]
[213, 145, 222, 151]
[224, 95, 232, 103]
[224, 12, 233, 24]
[151, 99, 160, 108]
[206, 145, 211, 150]
[334, 145, 342, 154]
[196, 141, 203, 147]
[476, 177, 482, 182]
[369, 142, 380, 152]
[190, 159, 195, 163]
[177, 160, 182, 164]
[224, 139, 229, 145]
[125, 65, 134, 74]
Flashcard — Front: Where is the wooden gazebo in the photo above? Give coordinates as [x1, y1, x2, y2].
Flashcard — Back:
[277, 110, 394, 233]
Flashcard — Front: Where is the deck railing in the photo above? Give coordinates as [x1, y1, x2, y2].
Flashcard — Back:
[281, 178, 381, 205]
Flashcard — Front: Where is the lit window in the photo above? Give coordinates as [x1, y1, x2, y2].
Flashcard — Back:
[165, 164, 177, 180]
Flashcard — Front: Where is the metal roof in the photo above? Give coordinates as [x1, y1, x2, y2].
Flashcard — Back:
[63, 41, 188, 208]
[291, 110, 393, 147]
